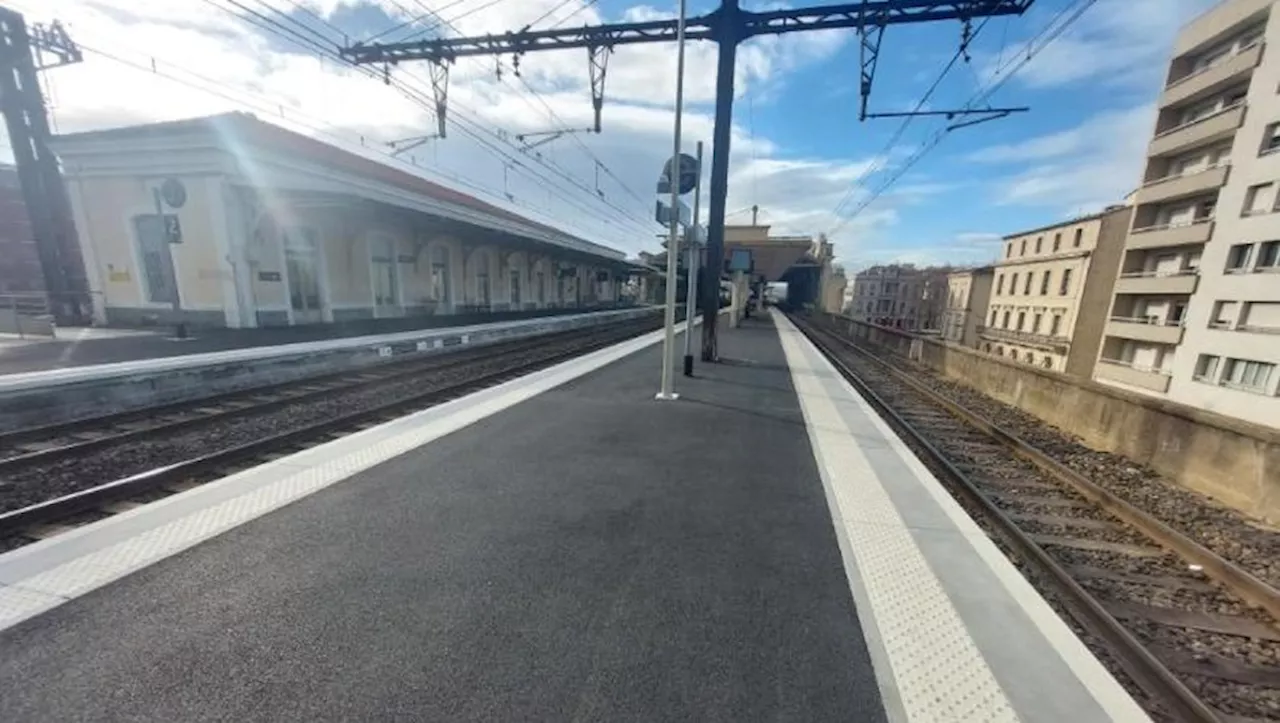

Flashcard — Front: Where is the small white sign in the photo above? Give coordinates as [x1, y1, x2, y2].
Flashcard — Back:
[377, 346, 392, 357]
[416, 340, 430, 352]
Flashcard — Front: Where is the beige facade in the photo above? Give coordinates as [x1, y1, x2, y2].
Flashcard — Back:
[982, 206, 1131, 376]
[848, 264, 950, 330]
[54, 113, 635, 328]
[1095, 0, 1280, 427]
[942, 266, 993, 348]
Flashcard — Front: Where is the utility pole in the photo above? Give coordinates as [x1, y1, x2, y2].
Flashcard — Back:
[683, 141, 703, 377]
[0, 7, 89, 324]
[340, 0, 1035, 363]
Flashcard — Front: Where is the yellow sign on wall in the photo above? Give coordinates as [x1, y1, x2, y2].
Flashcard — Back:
[108, 269, 131, 283]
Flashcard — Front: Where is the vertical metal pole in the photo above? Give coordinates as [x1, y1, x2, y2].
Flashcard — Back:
[700, 4, 740, 362]
[682, 141, 703, 377]
[656, 0, 688, 401]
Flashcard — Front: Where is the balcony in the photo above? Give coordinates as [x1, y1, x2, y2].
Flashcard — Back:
[1095, 359, 1173, 393]
[1126, 218, 1213, 250]
[1113, 270, 1200, 295]
[1162, 42, 1263, 108]
[1133, 164, 1229, 206]
[1148, 103, 1245, 158]
[1105, 317, 1187, 345]
[976, 325, 1070, 353]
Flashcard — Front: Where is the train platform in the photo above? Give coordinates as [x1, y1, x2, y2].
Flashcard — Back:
[0, 305, 634, 375]
[0, 311, 1148, 722]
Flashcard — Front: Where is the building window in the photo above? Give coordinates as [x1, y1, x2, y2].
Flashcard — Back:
[1023, 273, 1032, 295]
[1241, 301, 1280, 332]
[1220, 358, 1275, 393]
[1039, 271, 1051, 295]
[1006, 242, 1013, 258]
[370, 235, 400, 309]
[1020, 239, 1027, 255]
[509, 268, 521, 305]
[1073, 228, 1083, 247]
[1002, 310, 1011, 328]
[1035, 236, 1043, 253]
[1243, 182, 1275, 216]
[1059, 268, 1073, 295]
[1033, 313, 1043, 333]
[1257, 241, 1280, 271]
[996, 274, 1005, 294]
[1050, 315, 1062, 336]
[1211, 300, 1239, 328]
[132, 214, 177, 304]
[1042, 357, 1053, 369]
[1262, 122, 1280, 155]
[1024, 351, 1034, 363]
[989, 309, 997, 326]
[1225, 243, 1253, 272]
[430, 245, 451, 304]
[1017, 311, 1026, 330]
[1052, 233, 1061, 252]
[1193, 354, 1221, 383]
[282, 227, 323, 317]
[1009, 273, 1017, 295]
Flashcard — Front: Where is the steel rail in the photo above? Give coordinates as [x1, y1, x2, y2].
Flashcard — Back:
[0, 321, 653, 539]
[791, 313, 1222, 723]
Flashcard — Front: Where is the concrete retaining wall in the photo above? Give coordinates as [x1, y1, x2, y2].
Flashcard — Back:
[818, 312, 1280, 523]
[0, 307, 663, 433]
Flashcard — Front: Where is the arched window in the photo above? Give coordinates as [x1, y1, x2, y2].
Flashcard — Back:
[473, 250, 490, 305]
[430, 245, 450, 306]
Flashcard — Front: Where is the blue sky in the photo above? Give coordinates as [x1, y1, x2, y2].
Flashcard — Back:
[13, 0, 1222, 269]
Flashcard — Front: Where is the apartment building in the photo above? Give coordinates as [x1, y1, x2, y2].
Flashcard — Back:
[847, 264, 950, 330]
[982, 206, 1132, 376]
[942, 266, 994, 348]
[1094, 0, 1280, 427]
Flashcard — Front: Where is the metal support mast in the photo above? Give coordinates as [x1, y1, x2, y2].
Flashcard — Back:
[0, 8, 89, 323]
[342, 0, 1035, 362]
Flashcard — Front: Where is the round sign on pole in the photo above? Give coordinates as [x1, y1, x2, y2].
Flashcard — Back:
[659, 153, 700, 195]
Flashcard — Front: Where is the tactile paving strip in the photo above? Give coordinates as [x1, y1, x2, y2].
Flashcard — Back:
[778, 321, 1019, 723]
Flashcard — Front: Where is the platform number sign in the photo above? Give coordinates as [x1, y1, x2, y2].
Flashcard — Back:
[163, 214, 183, 244]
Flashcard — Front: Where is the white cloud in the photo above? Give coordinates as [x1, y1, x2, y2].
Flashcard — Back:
[977, 0, 1219, 92]
[974, 105, 1155, 213]
[16, 0, 852, 258]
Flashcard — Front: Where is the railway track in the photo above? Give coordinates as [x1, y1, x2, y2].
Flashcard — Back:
[0, 317, 661, 551]
[790, 312, 1280, 723]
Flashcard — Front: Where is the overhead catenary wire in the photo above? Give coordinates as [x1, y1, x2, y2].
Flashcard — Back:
[827, 14, 995, 221]
[407, 3, 652, 209]
[201, 0, 657, 237]
[827, 0, 1100, 236]
[66, 37, 646, 242]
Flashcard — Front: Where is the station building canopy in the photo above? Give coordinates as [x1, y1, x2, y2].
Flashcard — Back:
[50, 112, 628, 267]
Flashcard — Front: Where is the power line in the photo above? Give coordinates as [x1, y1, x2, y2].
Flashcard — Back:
[202, 0, 656, 237]
[393, 4, 651, 208]
[828, 0, 1099, 236]
[63, 38, 633, 240]
[828, 15, 994, 221]
[524, 0, 578, 31]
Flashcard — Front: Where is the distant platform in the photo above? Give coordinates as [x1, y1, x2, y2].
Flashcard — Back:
[0, 311, 1148, 722]
[0, 305, 640, 375]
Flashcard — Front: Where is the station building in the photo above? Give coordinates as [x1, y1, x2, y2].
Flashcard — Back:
[50, 113, 643, 329]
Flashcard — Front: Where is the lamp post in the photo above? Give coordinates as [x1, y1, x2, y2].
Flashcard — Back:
[655, 0, 688, 401]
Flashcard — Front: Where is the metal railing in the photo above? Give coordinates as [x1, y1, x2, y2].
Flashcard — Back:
[1164, 40, 1261, 90]
[1109, 315, 1185, 327]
